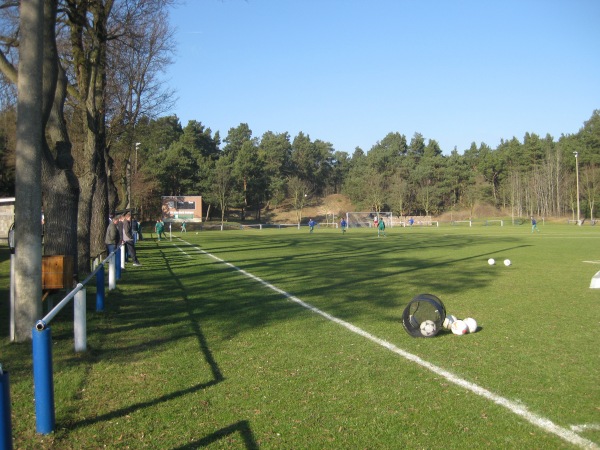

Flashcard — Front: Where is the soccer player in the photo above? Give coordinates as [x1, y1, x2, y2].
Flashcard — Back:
[308, 218, 315, 233]
[531, 216, 540, 233]
[378, 218, 386, 237]
[340, 217, 347, 233]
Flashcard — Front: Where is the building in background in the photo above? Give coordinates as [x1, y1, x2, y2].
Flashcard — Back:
[161, 196, 202, 223]
[0, 197, 15, 238]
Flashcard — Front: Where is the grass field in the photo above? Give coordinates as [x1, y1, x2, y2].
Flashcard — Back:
[1, 223, 599, 449]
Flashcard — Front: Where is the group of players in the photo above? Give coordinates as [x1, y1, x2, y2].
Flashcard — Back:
[307, 214, 387, 236]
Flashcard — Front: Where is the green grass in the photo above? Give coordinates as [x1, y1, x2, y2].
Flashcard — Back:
[1, 223, 599, 448]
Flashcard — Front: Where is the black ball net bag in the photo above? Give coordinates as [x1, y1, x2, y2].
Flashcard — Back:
[402, 293, 446, 338]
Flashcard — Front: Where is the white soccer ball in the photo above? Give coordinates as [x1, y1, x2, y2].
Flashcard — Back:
[504, 259, 511, 266]
[420, 320, 437, 337]
[488, 258, 495, 265]
[464, 317, 478, 333]
[451, 320, 469, 335]
[443, 314, 457, 330]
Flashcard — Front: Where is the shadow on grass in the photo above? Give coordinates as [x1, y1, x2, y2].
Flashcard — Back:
[172, 420, 258, 450]
[68, 378, 222, 430]
[0, 233, 531, 448]
[66, 245, 226, 433]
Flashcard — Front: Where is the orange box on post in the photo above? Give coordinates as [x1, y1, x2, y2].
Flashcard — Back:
[42, 255, 74, 290]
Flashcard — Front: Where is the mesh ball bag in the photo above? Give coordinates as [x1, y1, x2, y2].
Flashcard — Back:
[402, 293, 446, 338]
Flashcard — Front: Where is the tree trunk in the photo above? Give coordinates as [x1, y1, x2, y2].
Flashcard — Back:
[43, 22, 79, 262]
[72, 0, 111, 275]
[106, 149, 119, 215]
[14, 0, 44, 342]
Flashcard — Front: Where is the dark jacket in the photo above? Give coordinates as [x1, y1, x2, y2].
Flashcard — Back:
[105, 221, 120, 245]
[122, 218, 134, 242]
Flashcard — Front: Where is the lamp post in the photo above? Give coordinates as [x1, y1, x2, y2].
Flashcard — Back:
[574, 151, 581, 226]
[135, 142, 140, 175]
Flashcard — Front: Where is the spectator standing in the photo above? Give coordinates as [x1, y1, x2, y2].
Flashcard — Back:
[105, 215, 120, 256]
[122, 212, 142, 266]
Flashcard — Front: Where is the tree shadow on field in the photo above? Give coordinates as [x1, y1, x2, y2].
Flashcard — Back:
[172, 420, 258, 450]
[64, 246, 228, 429]
[62, 243, 263, 449]
[190, 232, 533, 326]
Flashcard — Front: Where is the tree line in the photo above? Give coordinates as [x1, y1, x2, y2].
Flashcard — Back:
[123, 109, 600, 225]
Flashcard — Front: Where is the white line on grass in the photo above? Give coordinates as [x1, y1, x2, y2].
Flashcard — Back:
[181, 240, 599, 449]
[174, 245, 193, 258]
[572, 424, 600, 433]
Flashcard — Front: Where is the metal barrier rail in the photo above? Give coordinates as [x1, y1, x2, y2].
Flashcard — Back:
[31, 245, 123, 435]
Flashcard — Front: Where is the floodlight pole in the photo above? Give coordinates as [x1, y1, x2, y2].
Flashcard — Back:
[131, 142, 140, 211]
[574, 152, 581, 226]
[135, 142, 140, 175]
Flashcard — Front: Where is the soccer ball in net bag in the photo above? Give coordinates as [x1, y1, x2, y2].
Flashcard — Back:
[420, 320, 437, 337]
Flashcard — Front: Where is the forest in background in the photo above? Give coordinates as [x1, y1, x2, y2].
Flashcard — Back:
[1, 108, 599, 223]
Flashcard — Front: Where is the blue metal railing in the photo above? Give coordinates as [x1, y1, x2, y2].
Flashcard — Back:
[31, 246, 123, 434]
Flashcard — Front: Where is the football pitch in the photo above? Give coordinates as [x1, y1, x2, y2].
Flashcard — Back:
[1, 223, 599, 448]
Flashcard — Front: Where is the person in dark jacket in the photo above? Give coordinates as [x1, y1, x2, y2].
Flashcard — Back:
[122, 212, 141, 266]
[105, 215, 120, 256]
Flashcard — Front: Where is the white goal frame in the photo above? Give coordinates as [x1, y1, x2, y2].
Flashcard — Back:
[346, 212, 394, 228]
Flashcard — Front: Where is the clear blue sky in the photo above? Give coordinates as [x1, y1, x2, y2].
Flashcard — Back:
[167, 0, 600, 155]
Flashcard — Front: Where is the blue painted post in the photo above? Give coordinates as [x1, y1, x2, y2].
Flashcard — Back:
[32, 323, 55, 434]
[96, 264, 105, 312]
[0, 367, 13, 449]
[115, 248, 121, 280]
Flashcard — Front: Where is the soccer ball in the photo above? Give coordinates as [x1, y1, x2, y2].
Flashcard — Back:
[443, 314, 457, 330]
[488, 258, 495, 265]
[464, 317, 478, 333]
[420, 320, 437, 337]
[451, 320, 469, 335]
[504, 259, 511, 266]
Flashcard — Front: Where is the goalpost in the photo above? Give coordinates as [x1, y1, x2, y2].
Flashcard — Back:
[346, 212, 393, 228]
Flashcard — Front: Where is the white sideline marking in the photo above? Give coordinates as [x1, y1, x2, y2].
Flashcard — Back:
[572, 424, 600, 433]
[174, 245, 193, 258]
[179, 240, 598, 449]
[583, 261, 600, 264]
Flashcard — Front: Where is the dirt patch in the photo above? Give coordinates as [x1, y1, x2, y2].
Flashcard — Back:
[436, 203, 506, 221]
[267, 194, 355, 223]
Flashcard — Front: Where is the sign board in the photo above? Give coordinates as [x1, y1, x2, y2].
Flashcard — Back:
[161, 196, 203, 222]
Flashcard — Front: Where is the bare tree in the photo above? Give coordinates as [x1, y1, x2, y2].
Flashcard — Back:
[582, 164, 599, 221]
[287, 176, 311, 223]
[210, 155, 233, 226]
[105, 1, 176, 214]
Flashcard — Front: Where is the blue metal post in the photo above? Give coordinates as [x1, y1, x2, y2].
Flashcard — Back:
[96, 264, 105, 312]
[0, 368, 13, 449]
[32, 324, 55, 434]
